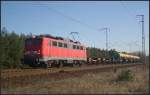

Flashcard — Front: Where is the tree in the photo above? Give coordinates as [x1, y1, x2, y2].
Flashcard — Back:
[0, 27, 25, 69]
[0, 27, 9, 68]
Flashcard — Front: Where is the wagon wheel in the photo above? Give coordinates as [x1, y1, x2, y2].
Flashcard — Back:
[78, 61, 83, 67]
[72, 63, 76, 67]
[47, 61, 52, 68]
[44, 63, 48, 68]
[74, 63, 79, 67]
[59, 62, 63, 68]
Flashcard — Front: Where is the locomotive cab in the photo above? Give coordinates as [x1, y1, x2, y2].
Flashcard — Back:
[24, 37, 42, 67]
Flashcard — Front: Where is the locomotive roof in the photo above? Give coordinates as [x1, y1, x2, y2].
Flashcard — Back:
[26, 34, 81, 44]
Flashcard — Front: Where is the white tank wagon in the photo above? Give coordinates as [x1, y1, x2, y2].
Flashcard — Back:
[119, 52, 140, 63]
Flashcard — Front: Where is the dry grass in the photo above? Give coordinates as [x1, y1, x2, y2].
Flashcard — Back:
[1, 64, 134, 78]
[1, 66, 149, 94]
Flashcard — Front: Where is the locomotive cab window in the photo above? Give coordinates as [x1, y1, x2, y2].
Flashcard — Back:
[52, 41, 57, 46]
[58, 42, 63, 47]
[25, 38, 41, 46]
[25, 39, 32, 46]
[34, 39, 41, 46]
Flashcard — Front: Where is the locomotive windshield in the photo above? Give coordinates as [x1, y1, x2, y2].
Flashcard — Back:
[25, 38, 42, 46]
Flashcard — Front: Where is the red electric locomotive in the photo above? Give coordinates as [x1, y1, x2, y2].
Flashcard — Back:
[24, 34, 87, 68]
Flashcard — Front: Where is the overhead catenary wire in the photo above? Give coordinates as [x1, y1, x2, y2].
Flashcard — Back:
[119, 1, 138, 22]
[34, 3, 143, 53]
[33, 2, 104, 47]
[119, 1, 144, 53]
[34, 3, 99, 32]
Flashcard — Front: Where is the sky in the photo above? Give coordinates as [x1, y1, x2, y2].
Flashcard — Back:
[1, 1, 149, 55]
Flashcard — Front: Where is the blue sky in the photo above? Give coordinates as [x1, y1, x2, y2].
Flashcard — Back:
[1, 1, 149, 55]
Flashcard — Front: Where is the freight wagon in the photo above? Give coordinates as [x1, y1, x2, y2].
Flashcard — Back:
[87, 53, 140, 65]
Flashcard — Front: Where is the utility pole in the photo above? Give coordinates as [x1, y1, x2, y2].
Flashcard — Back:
[136, 15, 145, 64]
[99, 27, 110, 51]
[99, 27, 110, 59]
[106, 28, 108, 51]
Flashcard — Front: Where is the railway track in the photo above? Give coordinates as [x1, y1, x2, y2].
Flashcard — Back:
[1, 63, 144, 89]
[1, 63, 143, 79]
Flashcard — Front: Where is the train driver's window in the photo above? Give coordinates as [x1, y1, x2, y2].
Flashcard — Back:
[64, 43, 68, 48]
[52, 41, 57, 46]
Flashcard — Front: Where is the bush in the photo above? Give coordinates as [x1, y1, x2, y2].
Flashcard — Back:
[117, 70, 134, 81]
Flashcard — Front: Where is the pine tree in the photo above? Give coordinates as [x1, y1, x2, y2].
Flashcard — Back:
[0, 27, 25, 69]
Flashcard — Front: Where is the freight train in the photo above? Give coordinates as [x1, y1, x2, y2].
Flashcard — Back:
[24, 34, 140, 68]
